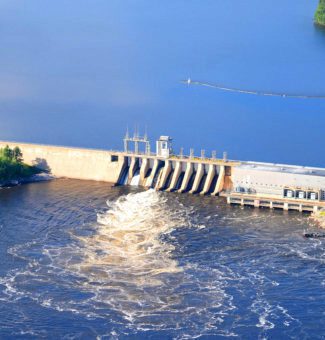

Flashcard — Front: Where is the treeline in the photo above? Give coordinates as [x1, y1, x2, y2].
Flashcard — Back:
[0, 145, 40, 182]
[315, 0, 325, 26]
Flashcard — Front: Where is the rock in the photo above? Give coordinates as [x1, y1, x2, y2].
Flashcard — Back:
[0, 173, 54, 188]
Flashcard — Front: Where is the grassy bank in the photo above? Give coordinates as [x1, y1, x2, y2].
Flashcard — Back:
[315, 0, 325, 26]
[0, 145, 40, 184]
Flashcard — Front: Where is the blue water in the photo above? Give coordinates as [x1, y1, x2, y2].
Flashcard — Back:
[0, 180, 324, 339]
[0, 0, 324, 166]
[1, 1, 325, 338]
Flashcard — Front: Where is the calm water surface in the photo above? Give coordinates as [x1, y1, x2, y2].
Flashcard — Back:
[0, 180, 324, 339]
[0, 0, 325, 165]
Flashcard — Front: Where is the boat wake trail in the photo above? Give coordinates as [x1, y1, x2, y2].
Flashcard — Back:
[181, 79, 325, 99]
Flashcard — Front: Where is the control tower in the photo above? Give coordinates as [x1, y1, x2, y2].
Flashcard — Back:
[156, 136, 173, 158]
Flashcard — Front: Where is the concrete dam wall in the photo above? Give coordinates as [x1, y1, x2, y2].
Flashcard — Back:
[1, 139, 325, 213]
[0, 141, 125, 183]
[0, 140, 230, 195]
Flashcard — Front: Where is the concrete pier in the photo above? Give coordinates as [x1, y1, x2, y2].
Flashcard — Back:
[201, 164, 216, 195]
[145, 159, 159, 188]
[179, 163, 193, 193]
[157, 160, 172, 190]
[167, 161, 182, 192]
[225, 193, 325, 213]
[212, 165, 225, 196]
[139, 158, 150, 186]
[190, 164, 205, 194]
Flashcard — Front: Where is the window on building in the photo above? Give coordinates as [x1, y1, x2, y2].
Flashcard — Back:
[111, 155, 118, 162]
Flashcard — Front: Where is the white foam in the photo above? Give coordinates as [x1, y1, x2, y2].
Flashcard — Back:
[0, 190, 239, 337]
[130, 171, 140, 186]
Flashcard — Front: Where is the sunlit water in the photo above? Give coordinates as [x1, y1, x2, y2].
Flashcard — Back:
[0, 180, 324, 339]
[0, 0, 325, 166]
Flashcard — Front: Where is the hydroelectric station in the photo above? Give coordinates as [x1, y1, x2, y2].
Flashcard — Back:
[1, 133, 325, 213]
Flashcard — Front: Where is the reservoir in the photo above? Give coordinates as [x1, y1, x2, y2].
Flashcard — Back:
[0, 0, 325, 166]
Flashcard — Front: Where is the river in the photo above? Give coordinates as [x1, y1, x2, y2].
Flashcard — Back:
[0, 180, 324, 338]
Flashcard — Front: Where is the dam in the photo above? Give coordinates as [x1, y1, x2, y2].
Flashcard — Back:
[1, 134, 325, 213]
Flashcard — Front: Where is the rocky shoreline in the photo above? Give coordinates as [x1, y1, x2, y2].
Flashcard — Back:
[0, 173, 54, 188]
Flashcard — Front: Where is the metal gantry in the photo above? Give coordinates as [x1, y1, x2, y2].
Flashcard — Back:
[123, 128, 150, 155]
[123, 130, 229, 161]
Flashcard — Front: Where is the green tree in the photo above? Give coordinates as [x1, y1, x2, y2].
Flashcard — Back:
[0, 146, 40, 183]
[13, 146, 23, 163]
[315, 0, 325, 26]
[2, 145, 13, 160]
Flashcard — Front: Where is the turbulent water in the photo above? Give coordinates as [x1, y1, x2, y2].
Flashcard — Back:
[0, 180, 324, 339]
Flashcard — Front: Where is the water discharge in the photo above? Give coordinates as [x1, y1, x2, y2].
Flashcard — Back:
[1, 181, 325, 338]
[55, 189, 192, 326]
[0, 187, 239, 338]
[130, 171, 141, 186]
[75, 189, 184, 285]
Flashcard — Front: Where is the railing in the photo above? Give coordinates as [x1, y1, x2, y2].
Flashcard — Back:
[0, 139, 239, 164]
[122, 151, 238, 164]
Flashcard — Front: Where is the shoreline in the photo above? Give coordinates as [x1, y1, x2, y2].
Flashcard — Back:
[315, 21, 325, 27]
[0, 173, 54, 189]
